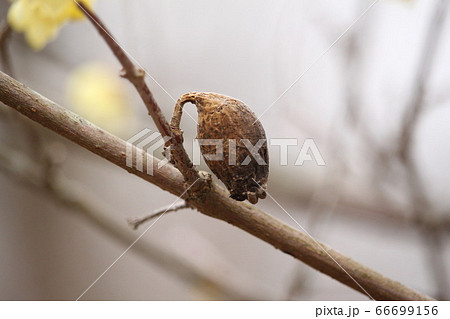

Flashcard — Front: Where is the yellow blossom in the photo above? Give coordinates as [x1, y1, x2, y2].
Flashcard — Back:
[66, 62, 135, 135]
[7, 0, 95, 50]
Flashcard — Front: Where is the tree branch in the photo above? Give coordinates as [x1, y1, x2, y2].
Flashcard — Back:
[0, 71, 433, 300]
[0, 144, 259, 300]
[75, 2, 200, 185]
[75, 2, 170, 138]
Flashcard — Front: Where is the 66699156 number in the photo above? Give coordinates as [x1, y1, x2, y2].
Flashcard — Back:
[375, 306, 438, 316]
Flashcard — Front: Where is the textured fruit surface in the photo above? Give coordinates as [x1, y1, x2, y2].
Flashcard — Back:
[171, 92, 269, 204]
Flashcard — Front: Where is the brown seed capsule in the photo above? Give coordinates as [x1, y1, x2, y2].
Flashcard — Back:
[171, 92, 269, 204]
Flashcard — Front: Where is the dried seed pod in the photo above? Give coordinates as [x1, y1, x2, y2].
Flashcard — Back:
[171, 92, 269, 204]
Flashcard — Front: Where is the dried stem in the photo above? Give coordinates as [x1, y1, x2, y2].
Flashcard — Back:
[0, 71, 433, 300]
[127, 201, 191, 230]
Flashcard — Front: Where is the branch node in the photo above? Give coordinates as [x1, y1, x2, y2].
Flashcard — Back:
[134, 67, 145, 78]
[186, 170, 213, 202]
[119, 67, 145, 79]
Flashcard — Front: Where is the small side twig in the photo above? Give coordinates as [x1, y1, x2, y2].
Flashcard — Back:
[127, 201, 191, 230]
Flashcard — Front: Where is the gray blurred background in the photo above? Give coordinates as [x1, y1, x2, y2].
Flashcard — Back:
[1, 0, 450, 300]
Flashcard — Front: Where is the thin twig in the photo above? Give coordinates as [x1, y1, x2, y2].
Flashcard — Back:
[75, 2, 170, 137]
[128, 201, 191, 230]
[0, 71, 433, 300]
[75, 2, 200, 185]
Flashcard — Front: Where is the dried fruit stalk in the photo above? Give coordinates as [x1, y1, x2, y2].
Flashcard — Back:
[170, 92, 269, 204]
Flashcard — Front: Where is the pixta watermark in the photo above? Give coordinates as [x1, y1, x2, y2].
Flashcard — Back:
[126, 129, 325, 175]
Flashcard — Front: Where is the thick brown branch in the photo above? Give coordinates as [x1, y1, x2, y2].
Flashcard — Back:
[0, 71, 433, 300]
